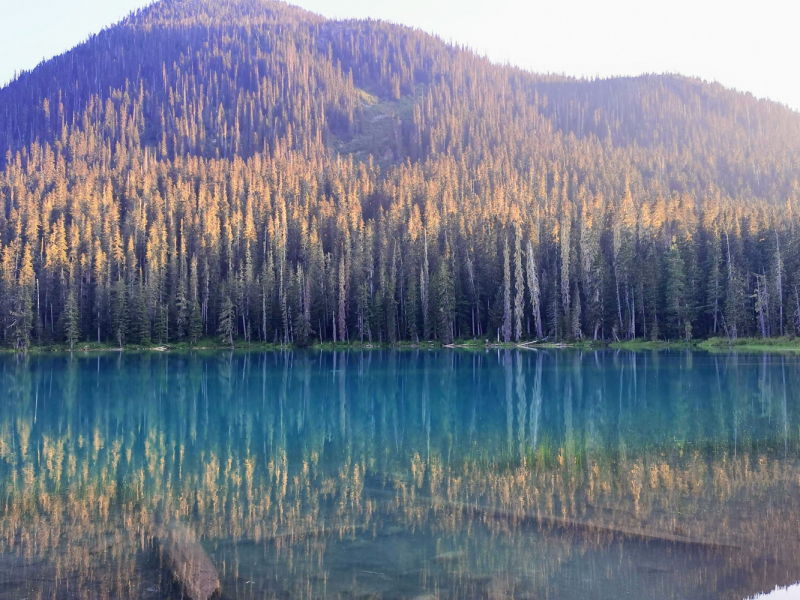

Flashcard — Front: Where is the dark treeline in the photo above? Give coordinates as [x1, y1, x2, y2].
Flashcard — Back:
[1, 0, 800, 349]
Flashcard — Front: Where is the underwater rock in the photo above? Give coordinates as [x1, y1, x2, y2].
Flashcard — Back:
[156, 522, 220, 600]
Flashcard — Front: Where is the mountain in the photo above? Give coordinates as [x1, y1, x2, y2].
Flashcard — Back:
[1, 0, 799, 349]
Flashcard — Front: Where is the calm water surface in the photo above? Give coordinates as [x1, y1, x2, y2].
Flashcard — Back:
[1, 349, 799, 600]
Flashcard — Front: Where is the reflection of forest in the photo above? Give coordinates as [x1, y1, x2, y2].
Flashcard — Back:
[0, 350, 798, 599]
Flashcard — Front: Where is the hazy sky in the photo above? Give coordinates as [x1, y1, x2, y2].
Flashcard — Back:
[1, 0, 798, 112]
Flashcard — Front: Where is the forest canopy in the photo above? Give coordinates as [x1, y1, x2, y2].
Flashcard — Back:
[1, 0, 800, 349]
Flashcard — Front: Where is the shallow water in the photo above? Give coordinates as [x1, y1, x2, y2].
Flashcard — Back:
[0, 348, 799, 600]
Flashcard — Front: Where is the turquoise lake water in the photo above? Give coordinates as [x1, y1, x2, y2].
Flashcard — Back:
[0, 349, 798, 599]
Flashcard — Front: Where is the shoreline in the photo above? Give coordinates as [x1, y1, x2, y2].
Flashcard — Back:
[3, 336, 800, 355]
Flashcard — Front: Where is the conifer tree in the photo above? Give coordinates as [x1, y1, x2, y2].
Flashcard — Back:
[666, 238, 688, 340]
[10, 246, 34, 350]
[513, 230, 524, 342]
[754, 272, 770, 339]
[386, 241, 398, 343]
[421, 235, 430, 340]
[261, 251, 275, 342]
[110, 278, 128, 348]
[175, 277, 189, 340]
[218, 294, 236, 348]
[189, 299, 203, 345]
[338, 254, 347, 343]
[706, 232, 723, 335]
[526, 240, 543, 339]
[135, 280, 151, 346]
[294, 264, 312, 346]
[773, 233, 785, 337]
[435, 248, 455, 344]
[155, 303, 168, 345]
[502, 237, 512, 343]
[64, 288, 80, 351]
[570, 282, 582, 340]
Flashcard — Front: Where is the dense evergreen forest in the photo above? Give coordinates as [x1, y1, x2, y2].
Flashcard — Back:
[1, 0, 800, 349]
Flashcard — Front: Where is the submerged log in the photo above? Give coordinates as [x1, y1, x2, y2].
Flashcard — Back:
[365, 488, 740, 550]
[156, 522, 220, 600]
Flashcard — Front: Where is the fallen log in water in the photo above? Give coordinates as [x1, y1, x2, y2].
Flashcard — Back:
[365, 488, 740, 551]
[155, 522, 220, 600]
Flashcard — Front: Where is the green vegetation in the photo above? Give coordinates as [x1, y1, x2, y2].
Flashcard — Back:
[698, 336, 800, 353]
[610, 339, 696, 351]
[608, 337, 800, 353]
[1, 0, 800, 351]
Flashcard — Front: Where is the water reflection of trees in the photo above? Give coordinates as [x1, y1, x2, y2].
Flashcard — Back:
[0, 350, 798, 600]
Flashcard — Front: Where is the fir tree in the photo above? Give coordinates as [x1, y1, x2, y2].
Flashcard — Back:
[155, 303, 168, 345]
[136, 280, 151, 346]
[513, 230, 525, 342]
[666, 237, 688, 340]
[502, 237, 512, 343]
[526, 240, 543, 339]
[218, 295, 236, 348]
[110, 278, 128, 348]
[10, 247, 34, 351]
[435, 249, 455, 344]
[175, 278, 189, 340]
[64, 288, 80, 351]
[189, 300, 203, 345]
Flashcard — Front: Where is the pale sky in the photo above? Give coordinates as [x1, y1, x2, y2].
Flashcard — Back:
[1, 0, 798, 112]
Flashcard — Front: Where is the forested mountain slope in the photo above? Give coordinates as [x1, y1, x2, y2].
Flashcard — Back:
[1, 0, 799, 348]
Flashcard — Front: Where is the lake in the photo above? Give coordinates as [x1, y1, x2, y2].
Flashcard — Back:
[0, 349, 798, 600]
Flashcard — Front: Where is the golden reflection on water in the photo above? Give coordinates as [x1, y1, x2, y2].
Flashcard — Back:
[0, 350, 798, 600]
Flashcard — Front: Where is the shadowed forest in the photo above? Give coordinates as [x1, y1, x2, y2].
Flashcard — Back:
[2, 0, 800, 349]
